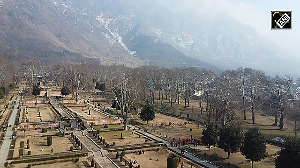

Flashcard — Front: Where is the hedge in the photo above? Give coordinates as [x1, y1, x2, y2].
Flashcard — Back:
[11, 153, 88, 164]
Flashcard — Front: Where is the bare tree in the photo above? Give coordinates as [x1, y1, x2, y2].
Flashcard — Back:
[113, 73, 138, 130]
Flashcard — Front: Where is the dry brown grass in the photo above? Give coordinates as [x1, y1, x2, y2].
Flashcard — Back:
[23, 104, 56, 123]
[14, 130, 73, 157]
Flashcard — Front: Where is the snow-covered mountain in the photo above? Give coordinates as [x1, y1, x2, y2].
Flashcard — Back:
[93, 0, 299, 74]
[0, 0, 298, 74]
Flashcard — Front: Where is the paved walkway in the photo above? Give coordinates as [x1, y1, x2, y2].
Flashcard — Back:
[73, 131, 118, 168]
[135, 128, 219, 168]
[169, 147, 220, 168]
[86, 102, 220, 168]
[86, 102, 122, 121]
[0, 95, 21, 167]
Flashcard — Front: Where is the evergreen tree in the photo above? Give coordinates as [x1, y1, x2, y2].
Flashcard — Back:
[202, 124, 218, 146]
[241, 128, 266, 168]
[32, 85, 41, 97]
[47, 136, 52, 146]
[61, 86, 71, 96]
[95, 82, 106, 91]
[276, 137, 300, 168]
[218, 123, 243, 159]
[32, 85, 41, 104]
[167, 153, 179, 168]
[140, 103, 155, 125]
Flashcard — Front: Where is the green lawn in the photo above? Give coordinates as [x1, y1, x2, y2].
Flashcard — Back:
[95, 124, 124, 131]
[246, 123, 294, 140]
[98, 130, 131, 140]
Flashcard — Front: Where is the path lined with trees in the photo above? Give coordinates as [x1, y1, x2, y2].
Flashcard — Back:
[0, 95, 21, 166]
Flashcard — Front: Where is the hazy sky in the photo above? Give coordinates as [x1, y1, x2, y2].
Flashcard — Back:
[158, 0, 300, 58]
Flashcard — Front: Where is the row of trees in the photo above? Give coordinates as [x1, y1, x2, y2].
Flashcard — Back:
[202, 122, 300, 168]
[202, 124, 266, 168]
[10, 60, 300, 131]
[0, 57, 15, 99]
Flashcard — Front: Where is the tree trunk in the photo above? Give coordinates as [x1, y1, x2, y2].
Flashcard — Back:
[199, 100, 202, 108]
[295, 120, 298, 138]
[243, 96, 246, 120]
[222, 112, 226, 126]
[158, 90, 161, 100]
[279, 110, 284, 130]
[251, 104, 255, 124]
[124, 118, 128, 131]
[252, 161, 254, 168]
[122, 106, 128, 131]
[187, 97, 190, 107]
[206, 99, 209, 112]
[208, 108, 211, 124]
[274, 112, 278, 126]
[152, 91, 155, 104]
[185, 98, 187, 108]
[227, 151, 230, 159]
[161, 92, 164, 105]
[178, 95, 180, 104]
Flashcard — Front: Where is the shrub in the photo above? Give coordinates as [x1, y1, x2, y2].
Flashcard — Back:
[19, 149, 24, 156]
[91, 159, 95, 167]
[20, 141, 24, 148]
[104, 125, 108, 128]
[74, 158, 79, 163]
[113, 142, 116, 146]
[116, 152, 119, 159]
[121, 150, 126, 157]
[28, 151, 31, 155]
[167, 154, 179, 168]
[70, 146, 74, 151]
[41, 128, 47, 133]
[47, 136, 52, 146]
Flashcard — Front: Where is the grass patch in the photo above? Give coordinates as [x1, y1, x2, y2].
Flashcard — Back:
[99, 130, 131, 140]
[95, 124, 123, 131]
[246, 123, 293, 140]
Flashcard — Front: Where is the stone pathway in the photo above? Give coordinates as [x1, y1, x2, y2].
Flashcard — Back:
[0, 95, 21, 168]
[73, 131, 119, 168]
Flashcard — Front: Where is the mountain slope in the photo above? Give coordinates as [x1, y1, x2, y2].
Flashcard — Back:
[0, 0, 298, 75]
[0, 0, 143, 66]
[0, 0, 216, 69]
[94, 0, 299, 75]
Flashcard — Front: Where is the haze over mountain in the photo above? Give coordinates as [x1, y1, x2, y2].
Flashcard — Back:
[0, 0, 298, 75]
